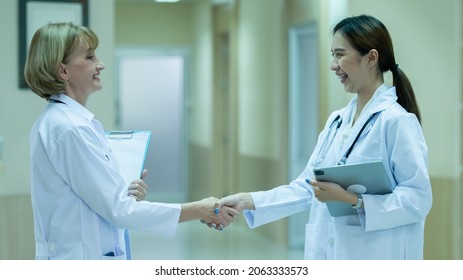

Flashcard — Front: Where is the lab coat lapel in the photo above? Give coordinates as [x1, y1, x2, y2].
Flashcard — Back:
[336, 85, 397, 163]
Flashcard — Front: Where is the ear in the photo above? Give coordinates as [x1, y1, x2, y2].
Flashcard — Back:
[58, 63, 69, 81]
[367, 49, 379, 66]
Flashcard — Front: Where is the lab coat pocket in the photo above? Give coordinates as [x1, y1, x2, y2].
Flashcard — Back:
[332, 224, 400, 259]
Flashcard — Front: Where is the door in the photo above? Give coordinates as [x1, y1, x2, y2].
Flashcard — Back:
[115, 47, 190, 201]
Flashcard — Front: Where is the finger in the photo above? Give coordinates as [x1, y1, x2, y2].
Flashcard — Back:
[200, 220, 215, 229]
[217, 198, 226, 207]
[130, 178, 141, 186]
[128, 181, 141, 191]
[307, 177, 318, 186]
[128, 189, 144, 201]
[223, 206, 241, 217]
[216, 217, 230, 226]
[138, 179, 148, 191]
[141, 169, 148, 180]
[129, 180, 147, 195]
[128, 189, 139, 197]
[313, 187, 321, 198]
[138, 184, 148, 197]
[214, 202, 220, 214]
[218, 195, 235, 207]
[201, 221, 215, 229]
[219, 212, 234, 224]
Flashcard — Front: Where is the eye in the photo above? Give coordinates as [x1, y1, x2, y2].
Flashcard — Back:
[331, 52, 344, 61]
[86, 50, 96, 60]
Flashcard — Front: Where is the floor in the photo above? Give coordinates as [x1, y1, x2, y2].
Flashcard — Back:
[129, 220, 304, 260]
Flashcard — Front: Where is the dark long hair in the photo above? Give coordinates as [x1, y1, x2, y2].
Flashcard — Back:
[333, 15, 421, 123]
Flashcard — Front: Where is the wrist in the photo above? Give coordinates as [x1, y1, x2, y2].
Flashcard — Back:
[352, 193, 363, 209]
[179, 202, 197, 222]
[180, 200, 207, 222]
[239, 192, 255, 210]
[350, 192, 357, 205]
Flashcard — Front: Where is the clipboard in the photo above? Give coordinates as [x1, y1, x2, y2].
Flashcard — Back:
[106, 130, 151, 187]
[312, 161, 393, 217]
[105, 130, 151, 260]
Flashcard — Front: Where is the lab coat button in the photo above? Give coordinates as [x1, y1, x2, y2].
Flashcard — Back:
[48, 243, 56, 252]
[328, 238, 334, 247]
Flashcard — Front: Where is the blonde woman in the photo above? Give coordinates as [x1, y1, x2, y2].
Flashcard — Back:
[26, 22, 237, 260]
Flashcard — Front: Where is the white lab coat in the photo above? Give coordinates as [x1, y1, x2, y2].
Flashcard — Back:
[243, 84, 432, 259]
[30, 94, 181, 260]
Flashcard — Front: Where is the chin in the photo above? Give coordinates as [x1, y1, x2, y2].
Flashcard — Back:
[93, 84, 103, 91]
[343, 85, 353, 93]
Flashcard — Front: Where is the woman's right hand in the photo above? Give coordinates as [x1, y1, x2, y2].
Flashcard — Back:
[200, 193, 255, 230]
[219, 193, 255, 212]
[197, 197, 240, 230]
[179, 197, 240, 230]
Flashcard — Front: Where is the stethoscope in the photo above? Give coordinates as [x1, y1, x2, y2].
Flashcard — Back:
[313, 111, 380, 167]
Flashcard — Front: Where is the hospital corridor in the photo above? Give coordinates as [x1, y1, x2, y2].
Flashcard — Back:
[1, 0, 463, 261]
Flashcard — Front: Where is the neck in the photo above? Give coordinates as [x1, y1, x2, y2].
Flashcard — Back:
[357, 80, 383, 113]
[64, 88, 89, 107]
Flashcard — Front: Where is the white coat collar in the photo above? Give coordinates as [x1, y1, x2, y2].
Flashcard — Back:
[49, 93, 95, 122]
[333, 84, 397, 164]
[342, 84, 397, 122]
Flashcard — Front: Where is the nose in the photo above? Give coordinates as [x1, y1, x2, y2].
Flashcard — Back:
[97, 59, 105, 70]
[330, 58, 339, 71]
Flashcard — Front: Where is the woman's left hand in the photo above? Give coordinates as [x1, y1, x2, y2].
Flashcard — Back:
[307, 178, 356, 204]
[128, 169, 148, 201]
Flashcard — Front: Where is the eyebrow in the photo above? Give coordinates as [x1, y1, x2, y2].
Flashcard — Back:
[332, 48, 346, 53]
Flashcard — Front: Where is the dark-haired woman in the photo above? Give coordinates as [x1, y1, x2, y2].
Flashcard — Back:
[219, 14, 432, 260]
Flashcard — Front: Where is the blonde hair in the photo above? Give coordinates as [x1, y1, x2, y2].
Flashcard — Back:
[24, 22, 99, 100]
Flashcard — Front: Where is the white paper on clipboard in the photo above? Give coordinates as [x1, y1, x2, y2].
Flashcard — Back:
[106, 130, 151, 186]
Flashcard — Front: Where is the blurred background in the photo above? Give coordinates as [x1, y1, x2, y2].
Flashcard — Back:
[0, 0, 461, 260]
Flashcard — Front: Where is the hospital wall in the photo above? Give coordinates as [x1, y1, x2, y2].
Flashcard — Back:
[0, 0, 461, 260]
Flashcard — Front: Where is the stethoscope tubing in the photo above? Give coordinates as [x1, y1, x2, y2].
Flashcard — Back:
[314, 112, 380, 167]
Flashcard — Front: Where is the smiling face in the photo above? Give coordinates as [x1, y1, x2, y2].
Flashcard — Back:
[59, 36, 105, 106]
[330, 31, 372, 95]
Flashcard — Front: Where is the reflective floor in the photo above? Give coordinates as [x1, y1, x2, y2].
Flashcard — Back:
[130, 220, 304, 260]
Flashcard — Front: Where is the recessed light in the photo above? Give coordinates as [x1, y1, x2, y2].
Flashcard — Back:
[154, 0, 181, 3]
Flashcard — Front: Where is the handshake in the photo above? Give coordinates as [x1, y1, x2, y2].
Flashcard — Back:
[128, 170, 254, 231]
[192, 193, 255, 231]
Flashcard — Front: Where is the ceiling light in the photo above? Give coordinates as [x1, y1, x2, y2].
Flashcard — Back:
[154, 0, 181, 3]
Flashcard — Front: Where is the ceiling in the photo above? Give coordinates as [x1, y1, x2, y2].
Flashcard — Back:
[115, 0, 232, 4]
[115, 0, 195, 3]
